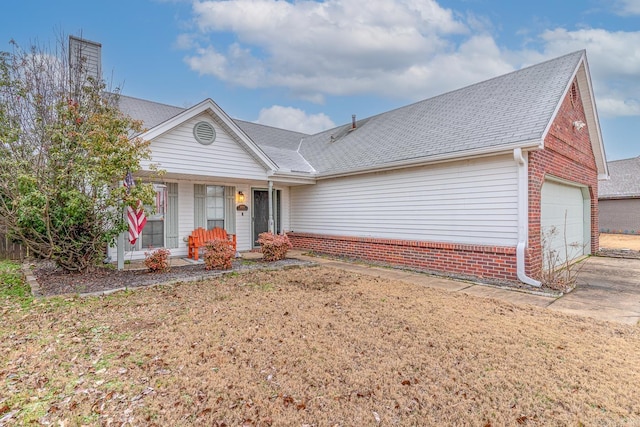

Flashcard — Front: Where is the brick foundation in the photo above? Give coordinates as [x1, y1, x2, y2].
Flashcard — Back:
[288, 232, 517, 281]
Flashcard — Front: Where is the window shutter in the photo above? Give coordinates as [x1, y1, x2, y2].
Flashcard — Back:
[194, 184, 207, 229]
[224, 186, 236, 234]
[166, 183, 179, 248]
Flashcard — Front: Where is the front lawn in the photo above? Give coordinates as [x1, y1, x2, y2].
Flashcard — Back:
[1, 262, 639, 425]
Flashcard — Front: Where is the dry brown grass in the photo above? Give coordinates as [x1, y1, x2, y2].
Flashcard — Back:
[600, 233, 640, 251]
[2, 265, 640, 426]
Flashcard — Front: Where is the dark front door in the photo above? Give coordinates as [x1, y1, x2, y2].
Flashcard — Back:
[252, 190, 269, 246]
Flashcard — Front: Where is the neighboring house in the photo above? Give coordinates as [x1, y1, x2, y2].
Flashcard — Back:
[599, 157, 640, 234]
[96, 45, 606, 285]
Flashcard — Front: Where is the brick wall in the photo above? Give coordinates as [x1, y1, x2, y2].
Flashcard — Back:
[288, 232, 517, 281]
[526, 78, 599, 279]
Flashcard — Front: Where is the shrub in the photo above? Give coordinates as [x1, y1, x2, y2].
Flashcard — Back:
[204, 239, 235, 270]
[257, 232, 292, 262]
[144, 248, 171, 273]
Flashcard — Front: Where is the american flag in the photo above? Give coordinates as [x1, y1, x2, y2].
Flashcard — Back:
[123, 172, 147, 245]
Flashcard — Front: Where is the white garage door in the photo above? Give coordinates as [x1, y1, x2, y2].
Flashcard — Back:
[541, 180, 588, 269]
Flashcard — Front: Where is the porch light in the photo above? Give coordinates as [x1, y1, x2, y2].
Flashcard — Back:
[237, 191, 245, 204]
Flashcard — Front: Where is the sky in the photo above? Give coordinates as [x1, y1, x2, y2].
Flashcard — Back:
[1, 0, 639, 161]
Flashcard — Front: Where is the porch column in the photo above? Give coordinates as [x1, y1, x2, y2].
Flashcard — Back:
[268, 180, 274, 233]
[117, 184, 125, 271]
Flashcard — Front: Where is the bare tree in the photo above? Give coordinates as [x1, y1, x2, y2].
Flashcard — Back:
[0, 35, 154, 272]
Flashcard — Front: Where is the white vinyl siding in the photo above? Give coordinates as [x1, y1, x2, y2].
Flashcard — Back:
[290, 155, 518, 246]
[235, 184, 253, 250]
[141, 112, 269, 181]
[279, 186, 291, 232]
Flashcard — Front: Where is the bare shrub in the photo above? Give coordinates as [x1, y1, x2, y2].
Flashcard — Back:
[541, 212, 587, 291]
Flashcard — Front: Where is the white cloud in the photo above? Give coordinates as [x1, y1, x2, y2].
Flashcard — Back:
[174, 33, 197, 50]
[597, 98, 640, 116]
[256, 105, 336, 134]
[527, 28, 640, 117]
[181, 0, 640, 118]
[184, 0, 474, 101]
[185, 43, 266, 87]
[614, 0, 640, 15]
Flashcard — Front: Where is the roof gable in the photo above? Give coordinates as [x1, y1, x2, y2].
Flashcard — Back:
[133, 98, 278, 172]
[541, 53, 608, 179]
[119, 95, 312, 174]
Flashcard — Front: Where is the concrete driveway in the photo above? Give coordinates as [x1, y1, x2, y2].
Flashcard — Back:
[548, 256, 640, 325]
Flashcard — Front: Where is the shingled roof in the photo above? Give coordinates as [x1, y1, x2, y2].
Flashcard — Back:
[599, 157, 640, 199]
[298, 51, 585, 175]
[117, 95, 185, 130]
[233, 120, 314, 173]
[118, 50, 606, 178]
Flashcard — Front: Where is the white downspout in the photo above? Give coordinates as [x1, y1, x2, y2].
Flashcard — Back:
[514, 148, 542, 287]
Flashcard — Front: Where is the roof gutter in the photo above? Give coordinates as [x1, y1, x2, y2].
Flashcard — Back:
[267, 170, 317, 185]
[316, 139, 543, 180]
[514, 147, 541, 287]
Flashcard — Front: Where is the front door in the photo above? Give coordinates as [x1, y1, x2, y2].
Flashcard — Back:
[252, 189, 282, 247]
[252, 190, 269, 246]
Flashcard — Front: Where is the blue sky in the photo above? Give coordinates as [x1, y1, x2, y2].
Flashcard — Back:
[1, 0, 639, 161]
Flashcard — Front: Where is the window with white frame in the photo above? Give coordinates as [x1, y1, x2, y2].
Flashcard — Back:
[207, 185, 225, 229]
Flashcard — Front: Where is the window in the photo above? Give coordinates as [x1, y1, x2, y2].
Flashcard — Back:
[207, 185, 224, 229]
[141, 219, 164, 248]
[194, 184, 235, 233]
[126, 183, 167, 251]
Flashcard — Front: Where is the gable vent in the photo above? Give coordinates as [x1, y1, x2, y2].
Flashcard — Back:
[194, 121, 216, 145]
[569, 82, 578, 107]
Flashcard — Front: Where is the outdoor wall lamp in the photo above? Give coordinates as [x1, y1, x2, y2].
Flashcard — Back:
[237, 191, 245, 204]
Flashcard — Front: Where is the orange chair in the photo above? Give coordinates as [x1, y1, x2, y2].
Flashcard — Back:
[187, 227, 237, 261]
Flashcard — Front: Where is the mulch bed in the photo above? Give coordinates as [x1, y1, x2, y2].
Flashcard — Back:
[32, 258, 314, 297]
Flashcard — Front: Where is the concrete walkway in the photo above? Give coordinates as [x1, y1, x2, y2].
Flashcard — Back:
[286, 250, 640, 326]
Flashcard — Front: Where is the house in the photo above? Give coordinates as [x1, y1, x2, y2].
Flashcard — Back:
[101, 46, 607, 285]
[599, 157, 640, 235]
